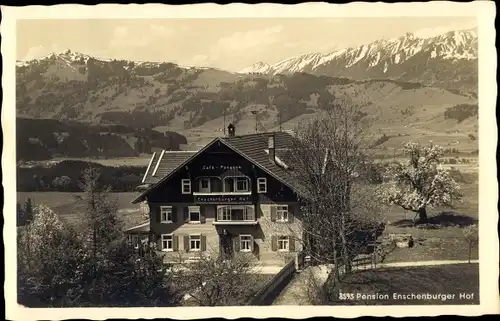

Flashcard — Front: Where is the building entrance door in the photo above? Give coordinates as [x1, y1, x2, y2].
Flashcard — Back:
[219, 229, 233, 260]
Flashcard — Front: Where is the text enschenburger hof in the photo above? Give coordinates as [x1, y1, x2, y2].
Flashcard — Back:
[338, 292, 475, 302]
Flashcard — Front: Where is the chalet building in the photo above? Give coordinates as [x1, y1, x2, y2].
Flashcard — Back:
[127, 124, 306, 266]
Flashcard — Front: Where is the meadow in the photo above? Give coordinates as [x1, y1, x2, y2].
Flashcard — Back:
[379, 169, 479, 263]
[332, 263, 479, 305]
[17, 157, 479, 263]
[17, 191, 145, 229]
[48, 157, 151, 167]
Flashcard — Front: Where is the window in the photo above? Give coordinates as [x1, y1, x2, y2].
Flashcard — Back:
[217, 205, 255, 221]
[199, 178, 210, 192]
[240, 235, 253, 252]
[276, 205, 289, 222]
[182, 179, 191, 194]
[257, 177, 267, 193]
[160, 206, 173, 223]
[161, 234, 173, 251]
[235, 177, 249, 192]
[190, 235, 201, 251]
[140, 202, 150, 217]
[189, 206, 201, 223]
[224, 178, 235, 192]
[242, 206, 255, 221]
[129, 235, 148, 249]
[277, 236, 289, 251]
[231, 207, 244, 220]
[217, 206, 231, 221]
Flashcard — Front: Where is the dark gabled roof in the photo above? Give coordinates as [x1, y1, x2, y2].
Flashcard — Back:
[141, 150, 198, 184]
[220, 131, 300, 190]
[123, 220, 150, 234]
[133, 138, 219, 203]
[132, 132, 307, 204]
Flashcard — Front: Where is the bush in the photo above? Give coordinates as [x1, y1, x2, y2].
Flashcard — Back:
[356, 162, 384, 184]
[17, 200, 181, 307]
[371, 134, 391, 148]
[16, 118, 187, 161]
[448, 168, 476, 184]
[17, 161, 146, 192]
[444, 104, 478, 123]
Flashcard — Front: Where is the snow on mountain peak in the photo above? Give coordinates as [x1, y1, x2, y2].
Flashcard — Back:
[240, 28, 477, 75]
[16, 50, 93, 67]
[238, 61, 272, 74]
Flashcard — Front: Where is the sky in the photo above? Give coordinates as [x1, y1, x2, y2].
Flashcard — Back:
[17, 17, 477, 72]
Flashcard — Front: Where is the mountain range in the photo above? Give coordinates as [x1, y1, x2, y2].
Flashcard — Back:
[239, 29, 477, 92]
[16, 28, 478, 156]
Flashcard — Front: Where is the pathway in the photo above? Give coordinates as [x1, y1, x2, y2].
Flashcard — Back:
[272, 259, 479, 305]
[250, 265, 284, 274]
[272, 265, 330, 305]
[355, 259, 479, 270]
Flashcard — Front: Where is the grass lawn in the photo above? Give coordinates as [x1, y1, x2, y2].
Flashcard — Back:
[17, 192, 144, 229]
[331, 263, 479, 305]
[47, 157, 150, 167]
[379, 232, 478, 263]
[376, 178, 479, 263]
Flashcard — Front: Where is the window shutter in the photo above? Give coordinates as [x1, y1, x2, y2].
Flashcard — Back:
[271, 235, 277, 251]
[288, 205, 295, 223]
[156, 206, 161, 223]
[201, 235, 207, 251]
[173, 235, 179, 251]
[270, 206, 277, 222]
[289, 235, 295, 251]
[172, 207, 177, 223]
[183, 207, 189, 223]
[234, 236, 240, 252]
[184, 235, 190, 252]
[200, 206, 206, 224]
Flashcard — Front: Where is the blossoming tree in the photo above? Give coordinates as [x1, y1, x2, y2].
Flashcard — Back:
[380, 141, 463, 223]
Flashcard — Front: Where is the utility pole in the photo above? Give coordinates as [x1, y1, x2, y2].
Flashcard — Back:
[223, 106, 226, 136]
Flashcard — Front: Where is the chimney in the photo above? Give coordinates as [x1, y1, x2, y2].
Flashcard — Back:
[268, 135, 276, 164]
[227, 123, 235, 137]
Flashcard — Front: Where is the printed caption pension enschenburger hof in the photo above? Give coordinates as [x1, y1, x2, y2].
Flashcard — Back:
[338, 292, 476, 302]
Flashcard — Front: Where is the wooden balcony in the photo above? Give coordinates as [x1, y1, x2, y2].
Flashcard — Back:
[193, 176, 251, 196]
[193, 191, 252, 196]
[213, 205, 258, 225]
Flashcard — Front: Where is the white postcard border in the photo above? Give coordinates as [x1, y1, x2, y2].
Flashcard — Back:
[2, 2, 498, 319]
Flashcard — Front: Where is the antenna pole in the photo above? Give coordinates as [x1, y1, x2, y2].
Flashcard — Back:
[251, 110, 258, 133]
[223, 107, 226, 136]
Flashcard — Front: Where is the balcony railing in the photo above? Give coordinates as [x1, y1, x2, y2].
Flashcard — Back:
[213, 205, 258, 225]
[193, 191, 252, 196]
[194, 176, 251, 195]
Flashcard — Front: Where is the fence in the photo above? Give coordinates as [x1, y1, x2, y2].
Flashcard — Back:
[246, 255, 299, 305]
[320, 236, 397, 296]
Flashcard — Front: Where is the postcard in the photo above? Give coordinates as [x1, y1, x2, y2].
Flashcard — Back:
[2, 1, 498, 319]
